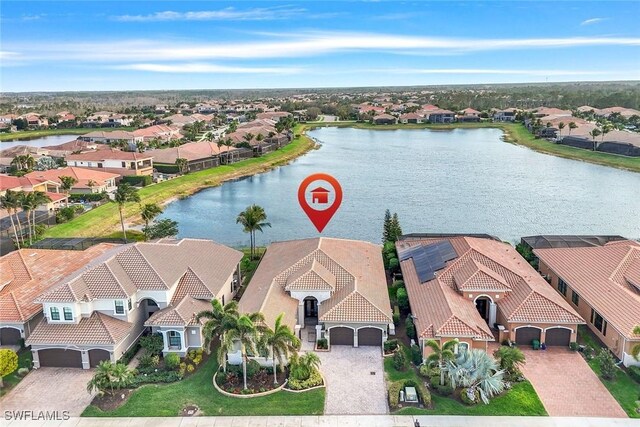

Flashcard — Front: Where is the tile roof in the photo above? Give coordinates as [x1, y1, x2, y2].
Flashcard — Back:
[398, 236, 583, 341]
[535, 241, 640, 339]
[66, 149, 152, 162]
[25, 167, 119, 189]
[0, 244, 118, 323]
[145, 141, 237, 164]
[145, 295, 211, 326]
[26, 312, 134, 345]
[239, 238, 392, 330]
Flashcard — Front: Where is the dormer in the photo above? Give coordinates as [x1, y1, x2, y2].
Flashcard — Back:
[285, 259, 335, 303]
[453, 258, 511, 300]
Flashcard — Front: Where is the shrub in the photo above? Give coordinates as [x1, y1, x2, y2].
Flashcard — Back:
[396, 288, 409, 312]
[393, 350, 407, 371]
[384, 339, 398, 353]
[69, 193, 108, 202]
[17, 367, 30, 376]
[154, 164, 179, 174]
[287, 369, 323, 390]
[596, 348, 617, 380]
[419, 364, 435, 378]
[129, 370, 182, 387]
[316, 338, 328, 349]
[388, 380, 404, 409]
[388, 257, 399, 272]
[0, 349, 18, 382]
[628, 366, 640, 384]
[140, 334, 164, 356]
[430, 375, 441, 388]
[118, 341, 141, 365]
[392, 312, 400, 326]
[186, 364, 195, 373]
[410, 344, 422, 366]
[164, 353, 181, 370]
[435, 383, 454, 396]
[121, 175, 153, 187]
[569, 342, 579, 351]
[55, 206, 78, 223]
[388, 379, 431, 409]
[405, 317, 416, 340]
[392, 280, 405, 289]
[179, 362, 187, 376]
[246, 359, 261, 379]
[460, 387, 479, 405]
[138, 354, 160, 369]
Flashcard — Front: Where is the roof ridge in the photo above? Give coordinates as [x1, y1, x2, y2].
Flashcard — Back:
[103, 262, 129, 298]
[609, 246, 638, 282]
[10, 292, 25, 321]
[14, 251, 33, 282]
[510, 289, 582, 323]
[95, 312, 117, 343]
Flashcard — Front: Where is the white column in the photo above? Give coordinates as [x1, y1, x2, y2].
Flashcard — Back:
[162, 331, 169, 352]
[180, 330, 186, 352]
[298, 302, 305, 328]
[32, 349, 40, 369]
[81, 350, 90, 369]
[489, 302, 497, 327]
[315, 324, 322, 341]
[353, 329, 358, 348]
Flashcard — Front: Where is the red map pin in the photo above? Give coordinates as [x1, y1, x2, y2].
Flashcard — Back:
[298, 173, 343, 233]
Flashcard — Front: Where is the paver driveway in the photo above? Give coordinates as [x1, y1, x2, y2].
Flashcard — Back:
[317, 346, 387, 415]
[0, 367, 96, 417]
[519, 348, 626, 418]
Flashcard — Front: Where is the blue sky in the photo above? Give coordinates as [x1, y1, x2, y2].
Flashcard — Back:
[1, 1, 639, 92]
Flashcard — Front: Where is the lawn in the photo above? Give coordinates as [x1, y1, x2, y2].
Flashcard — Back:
[384, 346, 547, 416]
[0, 349, 33, 398]
[0, 127, 133, 141]
[578, 326, 640, 418]
[81, 354, 324, 417]
[44, 127, 315, 239]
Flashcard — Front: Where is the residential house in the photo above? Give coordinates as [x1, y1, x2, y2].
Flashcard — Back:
[22, 114, 49, 128]
[66, 150, 154, 176]
[457, 108, 482, 122]
[82, 111, 132, 127]
[427, 109, 456, 123]
[0, 175, 67, 210]
[256, 111, 292, 121]
[164, 114, 199, 128]
[399, 113, 425, 124]
[25, 167, 119, 194]
[535, 241, 640, 366]
[397, 235, 584, 360]
[77, 131, 143, 146]
[236, 238, 393, 355]
[146, 141, 241, 172]
[0, 244, 118, 346]
[493, 109, 518, 122]
[372, 114, 398, 125]
[132, 125, 181, 143]
[26, 239, 243, 367]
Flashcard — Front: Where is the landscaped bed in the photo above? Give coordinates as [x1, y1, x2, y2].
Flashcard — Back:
[0, 349, 33, 398]
[214, 360, 285, 395]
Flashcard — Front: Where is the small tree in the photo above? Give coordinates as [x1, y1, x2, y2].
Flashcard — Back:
[144, 218, 179, 240]
[258, 313, 301, 384]
[493, 346, 525, 379]
[557, 122, 565, 138]
[596, 348, 617, 380]
[632, 325, 640, 361]
[589, 128, 602, 151]
[568, 121, 577, 136]
[425, 339, 458, 386]
[0, 349, 19, 388]
[140, 203, 163, 241]
[175, 158, 188, 174]
[112, 183, 140, 243]
[382, 209, 392, 243]
[389, 213, 403, 242]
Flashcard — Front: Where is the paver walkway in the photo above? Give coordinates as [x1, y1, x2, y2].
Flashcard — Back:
[519, 347, 627, 418]
[0, 367, 96, 417]
[317, 346, 387, 415]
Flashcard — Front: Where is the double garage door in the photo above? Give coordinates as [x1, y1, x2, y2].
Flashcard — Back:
[37, 348, 110, 368]
[515, 327, 571, 347]
[329, 327, 382, 347]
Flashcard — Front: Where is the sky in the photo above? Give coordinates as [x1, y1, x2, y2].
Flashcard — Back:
[1, 1, 639, 92]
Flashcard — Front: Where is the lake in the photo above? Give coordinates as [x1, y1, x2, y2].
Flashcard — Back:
[0, 134, 79, 150]
[160, 127, 640, 247]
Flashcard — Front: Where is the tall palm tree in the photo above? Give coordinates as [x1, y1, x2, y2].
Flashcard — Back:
[557, 122, 565, 138]
[0, 190, 22, 248]
[222, 312, 265, 389]
[196, 299, 239, 355]
[19, 192, 37, 245]
[58, 175, 78, 206]
[140, 203, 163, 241]
[243, 133, 255, 146]
[29, 192, 51, 241]
[258, 313, 301, 384]
[87, 180, 97, 192]
[175, 158, 188, 174]
[236, 204, 271, 260]
[589, 128, 602, 151]
[425, 339, 458, 386]
[112, 183, 140, 243]
[568, 121, 578, 136]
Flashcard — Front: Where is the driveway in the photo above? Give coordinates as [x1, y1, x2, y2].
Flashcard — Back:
[317, 346, 387, 415]
[519, 348, 627, 418]
[0, 368, 96, 417]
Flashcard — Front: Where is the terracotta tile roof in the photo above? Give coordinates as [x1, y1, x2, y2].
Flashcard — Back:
[535, 242, 640, 339]
[398, 236, 583, 341]
[25, 167, 119, 190]
[170, 268, 214, 304]
[146, 141, 237, 164]
[239, 238, 392, 330]
[66, 149, 152, 162]
[285, 259, 336, 292]
[145, 295, 211, 326]
[38, 239, 242, 303]
[0, 244, 118, 322]
[26, 312, 134, 345]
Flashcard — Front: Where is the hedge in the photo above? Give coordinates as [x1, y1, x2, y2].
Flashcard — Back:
[388, 379, 431, 410]
[154, 164, 179, 174]
[287, 369, 323, 390]
[129, 370, 183, 387]
[121, 175, 153, 187]
[628, 365, 640, 384]
[69, 193, 108, 202]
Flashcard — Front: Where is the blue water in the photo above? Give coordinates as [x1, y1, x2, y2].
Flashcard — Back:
[160, 127, 640, 247]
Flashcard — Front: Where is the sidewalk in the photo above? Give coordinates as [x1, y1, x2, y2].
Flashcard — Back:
[3, 416, 638, 427]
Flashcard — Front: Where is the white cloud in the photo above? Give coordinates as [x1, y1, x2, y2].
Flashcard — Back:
[113, 63, 302, 74]
[370, 68, 607, 76]
[581, 18, 606, 26]
[114, 7, 306, 22]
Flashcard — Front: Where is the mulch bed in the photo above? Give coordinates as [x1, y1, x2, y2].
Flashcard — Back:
[216, 368, 285, 394]
[90, 389, 133, 411]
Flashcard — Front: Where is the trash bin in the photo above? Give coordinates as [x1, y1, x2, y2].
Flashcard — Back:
[532, 339, 540, 350]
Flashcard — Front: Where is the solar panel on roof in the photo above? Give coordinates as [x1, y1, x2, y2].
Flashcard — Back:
[399, 240, 458, 283]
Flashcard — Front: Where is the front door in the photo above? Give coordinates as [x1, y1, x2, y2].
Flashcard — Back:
[476, 298, 488, 321]
[304, 298, 318, 317]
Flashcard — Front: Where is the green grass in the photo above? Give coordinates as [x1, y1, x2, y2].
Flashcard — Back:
[0, 350, 33, 398]
[578, 326, 640, 418]
[0, 127, 134, 141]
[44, 127, 315, 238]
[383, 345, 546, 416]
[81, 355, 324, 417]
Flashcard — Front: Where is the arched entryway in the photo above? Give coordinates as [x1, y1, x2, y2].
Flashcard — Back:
[303, 297, 318, 324]
[138, 298, 160, 321]
[474, 295, 497, 328]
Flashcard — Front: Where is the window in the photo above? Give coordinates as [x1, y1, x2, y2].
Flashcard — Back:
[168, 331, 181, 348]
[128, 298, 132, 311]
[558, 278, 567, 296]
[115, 300, 125, 314]
[50, 307, 60, 321]
[121, 161, 126, 168]
[571, 291, 580, 306]
[591, 309, 607, 336]
[457, 342, 469, 355]
[221, 295, 225, 305]
[63, 307, 73, 321]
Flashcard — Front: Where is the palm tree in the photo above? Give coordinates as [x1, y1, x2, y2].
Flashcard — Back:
[0, 190, 22, 248]
[236, 205, 271, 260]
[112, 183, 140, 243]
[425, 339, 458, 386]
[58, 175, 78, 206]
[289, 352, 321, 381]
[493, 346, 526, 377]
[29, 192, 51, 241]
[632, 325, 640, 361]
[222, 137, 235, 164]
[258, 313, 301, 384]
[446, 349, 505, 405]
[600, 123, 612, 144]
[19, 192, 37, 245]
[175, 158, 188, 174]
[222, 312, 265, 389]
[140, 203, 163, 241]
[196, 299, 239, 357]
[589, 128, 602, 151]
[568, 121, 577, 136]
[243, 133, 255, 146]
[87, 180, 97, 192]
[557, 122, 565, 138]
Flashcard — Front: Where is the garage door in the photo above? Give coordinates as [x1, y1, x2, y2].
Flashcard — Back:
[545, 328, 571, 346]
[0, 328, 21, 345]
[38, 349, 83, 368]
[515, 327, 541, 345]
[88, 349, 111, 367]
[358, 328, 382, 346]
[329, 327, 354, 346]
